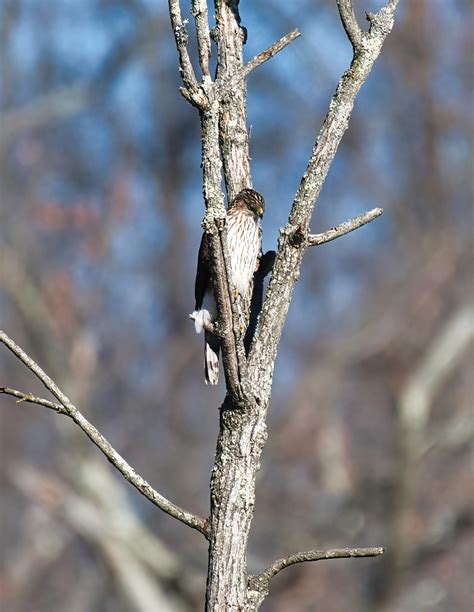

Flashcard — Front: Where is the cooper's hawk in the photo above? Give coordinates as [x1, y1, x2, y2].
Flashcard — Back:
[192, 188, 265, 385]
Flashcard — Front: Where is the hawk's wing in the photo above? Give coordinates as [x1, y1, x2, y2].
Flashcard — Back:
[194, 232, 211, 310]
[193, 232, 219, 384]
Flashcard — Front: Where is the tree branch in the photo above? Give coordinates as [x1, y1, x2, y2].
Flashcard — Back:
[219, 29, 301, 99]
[198, 104, 248, 403]
[213, 0, 251, 199]
[167, 1, 247, 401]
[0, 330, 210, 538]
[256, 546, 385, 582]
[0, 386, 67, 414]
[307, 207, 383, 246]
[210, 224, 247, 401]
[168, 0, 208, 108]
[218, 222, 249, 394]
[191, 0, 211, 78]
[336, 0, 363, 51]
[168, 0, 198, 89]
[248, 547, 385, 601]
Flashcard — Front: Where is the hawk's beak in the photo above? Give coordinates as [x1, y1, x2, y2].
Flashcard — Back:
[258, 207, 264, 218]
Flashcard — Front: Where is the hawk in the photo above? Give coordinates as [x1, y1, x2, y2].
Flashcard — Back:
[191, 188, 265, 385]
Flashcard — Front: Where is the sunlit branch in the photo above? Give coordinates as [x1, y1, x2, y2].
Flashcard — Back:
[219, 29, 301, 99]
[307, 207, 383, 246]
[192, 0, 211, 77]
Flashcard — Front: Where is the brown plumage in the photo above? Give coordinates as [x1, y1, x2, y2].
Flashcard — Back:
[192, 189, 265, 385]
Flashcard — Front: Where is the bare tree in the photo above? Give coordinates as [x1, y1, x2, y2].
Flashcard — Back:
[1, 1, 400, 609]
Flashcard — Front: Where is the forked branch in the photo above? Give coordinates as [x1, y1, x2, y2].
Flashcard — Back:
[249, 0, 399, 373]
[168, 0, 209, 108]
[1, 386, 67, 413]
[168, 0, 198, 90]
[0, 330, 210, 538]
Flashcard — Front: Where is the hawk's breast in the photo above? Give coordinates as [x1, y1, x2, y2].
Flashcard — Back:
[226, 213, 260, 297]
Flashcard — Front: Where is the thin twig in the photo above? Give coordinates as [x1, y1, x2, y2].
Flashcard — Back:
[336, 0, 363, 50]
[252, 547, 385, 586]
[0, 330, 210, 538]
[307, 207, 383, 246]
[192, 0, 211, 78]
[219, 29, 300, 99]
[0, 387, 67, 414]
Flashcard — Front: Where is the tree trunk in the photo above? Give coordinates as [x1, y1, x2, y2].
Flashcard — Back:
[206, 400, 267, 610]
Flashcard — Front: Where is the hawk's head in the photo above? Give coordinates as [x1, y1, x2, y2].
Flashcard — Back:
[230, 188, 265, 219]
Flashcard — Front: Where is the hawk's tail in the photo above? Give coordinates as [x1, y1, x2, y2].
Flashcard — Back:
[204, 331, 220, 386]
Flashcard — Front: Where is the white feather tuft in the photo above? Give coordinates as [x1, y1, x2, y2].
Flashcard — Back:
[191, 309, 211, 334]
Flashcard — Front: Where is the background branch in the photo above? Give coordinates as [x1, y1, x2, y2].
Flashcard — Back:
[11, 463, 192, 612]
[399, 304, 474, 449]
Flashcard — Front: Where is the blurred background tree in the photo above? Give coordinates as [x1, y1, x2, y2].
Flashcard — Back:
[0, 0, 472, 610]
